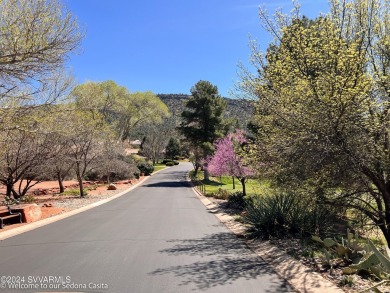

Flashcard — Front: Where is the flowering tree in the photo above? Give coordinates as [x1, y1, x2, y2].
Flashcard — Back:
[207, 130, 253, 196]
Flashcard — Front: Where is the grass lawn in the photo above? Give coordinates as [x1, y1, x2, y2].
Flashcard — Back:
[153, 163, 167, 173]
[190, 170, 270, 196]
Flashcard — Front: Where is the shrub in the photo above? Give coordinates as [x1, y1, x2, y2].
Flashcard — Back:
[137, 162, 154, 175]
[2, 196, 20, 206]
[133, 172, 140, 179]
[20, 195, 35, 203]
[162, 159, 173, 164]
[84, 170, 99, 181]
[211, 188, 230, 200]
[244, 192, 339, 239]
[165, 161, 175, 166]
[173, 161, 179, 165]
[61, 189, 83, 196]
[227, 191, 247, 210]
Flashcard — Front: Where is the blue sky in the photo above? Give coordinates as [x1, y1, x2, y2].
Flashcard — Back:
[64, 0, 330, 97]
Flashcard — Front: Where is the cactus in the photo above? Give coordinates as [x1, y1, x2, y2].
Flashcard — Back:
[350, 253, 380, 271]
[367, 240, 390, 274]
[311, 231, 390, 279]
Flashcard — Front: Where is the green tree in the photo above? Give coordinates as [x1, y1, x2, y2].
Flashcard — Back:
[165, 138, 181, 160]
[72, 81, 170, 142]
[240, 1, 390, 245]
[0, 0, 82, 104]
[179, 80, 226, 177]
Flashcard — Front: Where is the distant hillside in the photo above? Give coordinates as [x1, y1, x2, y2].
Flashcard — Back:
[157, 94, 254, 128]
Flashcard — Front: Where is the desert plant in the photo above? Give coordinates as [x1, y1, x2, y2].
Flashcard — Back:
[312, 231, 390, 280]
[244, 192, 338, 239]
[165, 161, 175, 166]
[2, 196, 20, 206]
[20, 195, 35, 203]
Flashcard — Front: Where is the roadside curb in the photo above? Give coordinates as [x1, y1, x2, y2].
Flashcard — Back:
[189, 178, 344, 293]
[0, 172, 160, 241]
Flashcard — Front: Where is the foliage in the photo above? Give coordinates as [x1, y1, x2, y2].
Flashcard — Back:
[20, 195, 35, 203]
[179, 80, 226, 177]
[239, 0, 390, 247]
[138, 117, 175, 164]
[158, 94, 254, 129]
[165, 161, 175, 166]
[72, 81, 170, 142]
[60, 187, 95, 197]
[0, 108, 63, 199]
[244, 192, 339, 239]
[207, 130, 254, 196]
[312, 231, 390, 280]
[165, 138, 181, 160]
[137, 162, 154, 176]
[210, 188, 230, 200]
[0, 0, 82, 105]
[227, 191, 249, 210]
[2, 196, 19, 206]
[94, 139, 137, 184]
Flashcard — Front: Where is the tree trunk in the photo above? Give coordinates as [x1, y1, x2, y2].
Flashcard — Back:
[240, 178, 246, 197]
[75, 164, 85, 197]
[77, 175, 84, 197]
[204, 168, 210, 181]
[6, 179, 13, 198]
[232, 176, 235, 190]
[194, 164, 200, 177]
[57, 172, 65, 193]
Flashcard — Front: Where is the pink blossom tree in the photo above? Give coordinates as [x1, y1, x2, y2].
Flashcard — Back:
[207, 130, 254, 196]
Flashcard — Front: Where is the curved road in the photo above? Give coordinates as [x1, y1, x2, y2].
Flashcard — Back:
[0, 163, 292, 292]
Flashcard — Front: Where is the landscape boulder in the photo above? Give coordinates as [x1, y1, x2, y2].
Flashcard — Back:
[11, 204, 42, 223]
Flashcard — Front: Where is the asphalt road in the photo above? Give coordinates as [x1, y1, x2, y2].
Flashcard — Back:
[0, 163, 293, 292]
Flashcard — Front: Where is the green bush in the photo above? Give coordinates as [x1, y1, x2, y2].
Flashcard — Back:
[162, 159, 173, 164]
[173, 161, 179, 165]
[165, 161, 175, 166]
[61, 189, 83, 196]
[227, 192, 247, 210]
[137, 162, 154, 175]
[133, 172, 140, 179]
[244, 192, 338, 239]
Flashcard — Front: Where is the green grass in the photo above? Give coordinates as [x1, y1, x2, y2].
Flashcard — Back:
[190, 170, 270, 196]
[153, 163, 167, 173]
[57, 186, 96, 196]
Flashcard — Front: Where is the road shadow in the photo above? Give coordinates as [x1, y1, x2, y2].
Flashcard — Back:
[142, 181, 191, 188]
[150, 232, 292, 292]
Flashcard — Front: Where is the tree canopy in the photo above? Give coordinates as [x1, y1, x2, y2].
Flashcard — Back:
[72, 81, 170, 142]
[239, 0, 390, 245]
[0, 0, 82, 105]
[179, 80, 226, 176]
